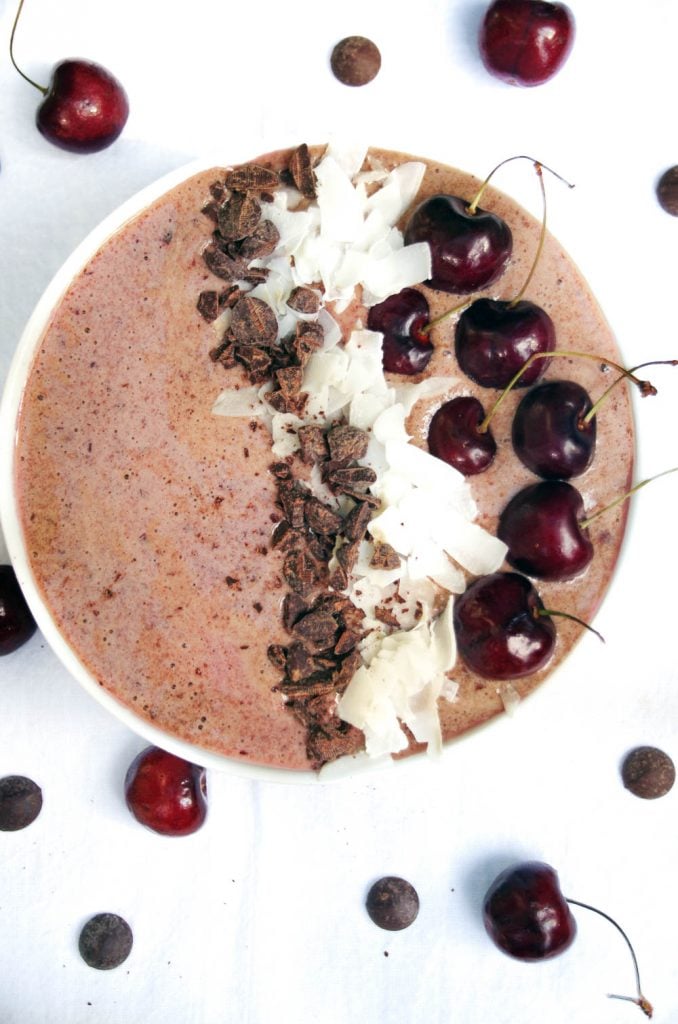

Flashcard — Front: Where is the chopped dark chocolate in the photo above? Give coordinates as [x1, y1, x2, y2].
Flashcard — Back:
[288, 143, 317, 199]
[224, 164, 281, 193]
[275, 365, 304, 399]
[327, 424, 370, 462]
[202, 242, 248, 282]
[282, 591, 309, 630]
[304, 496, 343, 535]
[298, 424, 328, 464]
[197, 290, 220, 322]
[336, 538, 361, 576]
[277, 477, 308, 529]
[370, 541, 401, 571]
[238, 220, 281, 261]
[217, 192, 262, 242]
[343, 500, 373, 542]
[234, 345, 272, 382]
[283, 548, 325, 596]
[291, 610, 338, 653]
[287, 286, 320, 314]
[230, 295, 278, 346]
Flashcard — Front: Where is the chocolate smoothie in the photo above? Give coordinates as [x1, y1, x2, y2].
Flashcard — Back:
[13, 146, 633, 772]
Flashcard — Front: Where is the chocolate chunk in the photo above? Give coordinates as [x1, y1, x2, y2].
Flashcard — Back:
[306, 719, 363, 767]
[267, 644, 287, 671]
[326, 463, 377, 496]
[79, 912, 133, 970]
[0, 775, 42, 831]
[331, 36, 381, 87]
[336, 538, 361, 576]
[203, 242, 248, 282]
[217, 192, 262, 242]
[283, 548, 324, 595]
[365, 877, 419, 931]
[287, 286, 320, 314]
[234, 345, 272, 382]
[197, 290, 220, 322]
[291, 610, 338, 653]
[621, 745, 675, 799]
[333, 628, 360, 655]
[343, 500, 373, 542]
[285, 642, 326, 682]
[656, 166, 678, 216]
[243, 267, 270, 286]
[288, 143, 317, 200]
[277, 478, 309, 528]
[230, 295, 278, 346]
[370, 541, 401, 571]
[237, 220, 280, 261]
[275, 365, 304, 398]
[282, 592, 308, 630]
[327, 424, 370, 462]
[304, 496, 343, 535]
[298, 424, 328, 464]
[224, 164, 280, 193]
[271, 520, 304, 551]
[219, 285, 243, 309]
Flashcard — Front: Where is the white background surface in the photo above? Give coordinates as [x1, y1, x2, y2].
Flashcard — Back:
[1, 1, 678, 1022]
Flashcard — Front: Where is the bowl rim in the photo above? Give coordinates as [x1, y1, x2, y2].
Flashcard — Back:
[0, 147, 636, 786]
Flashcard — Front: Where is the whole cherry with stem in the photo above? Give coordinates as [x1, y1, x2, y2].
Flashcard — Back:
[403, 158, 514, 294]
[479, 351, 676, 479]
[454, 159, 574, 389]
[10, 0, 129, 153]
[452, 571, 602, 681]
[498, 468, 678, 581]
[484, 861, 652, 1017]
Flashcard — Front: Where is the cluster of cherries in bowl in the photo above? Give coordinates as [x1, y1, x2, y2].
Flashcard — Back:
[368, 159, 652, 684]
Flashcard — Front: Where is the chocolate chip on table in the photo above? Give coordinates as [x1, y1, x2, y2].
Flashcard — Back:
[656, 166, 678, 216]
[78, 913, 133, 970]
[0, 775, 42, 831]
[366, 876, 420, 931]
[331, 36, 381, 87]
[621, 745, 675, 799]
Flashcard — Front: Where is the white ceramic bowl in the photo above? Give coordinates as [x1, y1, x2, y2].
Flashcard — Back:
[0, 149, 634, 786]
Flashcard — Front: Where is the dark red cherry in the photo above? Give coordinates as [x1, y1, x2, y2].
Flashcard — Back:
[427, 396, 497, 475]
[483, 861, 577, 960]
[36, 60, 129, 153]
[124, 746, 207, 836]
[453, 572, 555, 680]
[498, 480, 593, 580]
[479, 0, 575, 87]
[366, 287, 433, 375]
[512, 379, 595, 479]
[0, 565, 37, 655]
[404, 194, 512, 294]
[455, 298, 555, 388]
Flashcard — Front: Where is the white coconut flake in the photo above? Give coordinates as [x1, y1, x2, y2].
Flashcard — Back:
[497, 682, 522, 716]
[337, 599, 456, 757]
[362, 242, 432, 304]
[212, 386, 268, 418]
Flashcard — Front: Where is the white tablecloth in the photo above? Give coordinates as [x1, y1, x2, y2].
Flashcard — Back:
[1, 1, 677, 1021]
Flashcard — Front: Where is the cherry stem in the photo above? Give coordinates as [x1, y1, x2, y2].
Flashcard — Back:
[9, 0, 48, 96]
[509, 163, 546, 307]
[537, 607, 605, 644]
[467, 154, 574, 215]
[479, 350, 660, 435]
[565, 897, 653, 1018]
[420, 297, 473, 336]
[580, 466, 678, 530]
[583, 359, 678, 424]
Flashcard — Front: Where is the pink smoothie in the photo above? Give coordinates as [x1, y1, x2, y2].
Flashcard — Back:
[14, 147, 634, 771]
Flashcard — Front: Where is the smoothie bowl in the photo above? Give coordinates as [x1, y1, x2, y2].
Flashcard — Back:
[0, 142, 634, 782]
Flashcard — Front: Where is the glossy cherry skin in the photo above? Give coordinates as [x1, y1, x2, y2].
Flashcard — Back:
[404, 195, 512, 294]
[124, 746, 207, 836]
[512, 379, 596, 479]
[498, 481, 593, 580]
[453, 572, 555, 680]
[37, 60, 129, 153]
[0, 565, 37, 655]
[367, 287, 433, 375]
[455, 298, 555, 389]
[484, 861, 577, 960]
[427, 396, 497, 475]
[479, 0, 575, 87]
